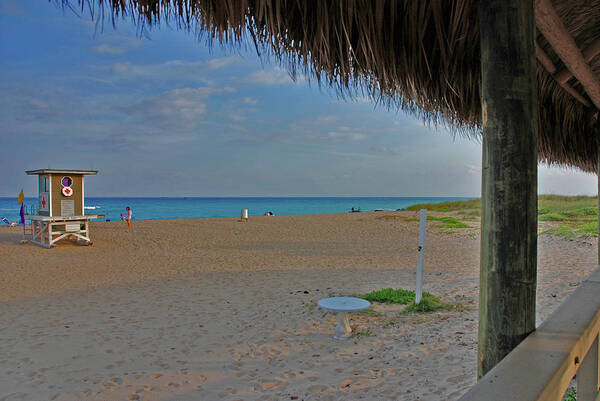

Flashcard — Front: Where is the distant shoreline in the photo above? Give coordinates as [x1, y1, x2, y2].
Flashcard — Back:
[1, 196, 475, 223]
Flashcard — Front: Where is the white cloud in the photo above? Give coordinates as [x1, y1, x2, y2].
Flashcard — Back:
[93, 44, 127, 55]
[29, 99, 49, 109]
[111, 62, 131, 73]
[244, 67, 296, 85]
[315, 115, 339, 123]
[370, 146, 398, 155]
[538, 165, 597, 195]
[91, 35, 142, 55]
[121, 87, 224, 129]
[205, 56, 239, 69]
[325, 131, 367, 141]
[237, 97, 258, 104]
[17, 95, 64, 121]
[328, 96, 371, 104]
[106, 58, 242, 85]
[228, 114, 245, 121]
[464, 163, 481, 174]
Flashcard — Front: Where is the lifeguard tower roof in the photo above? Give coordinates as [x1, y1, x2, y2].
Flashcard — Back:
[26, 169, 98, 175]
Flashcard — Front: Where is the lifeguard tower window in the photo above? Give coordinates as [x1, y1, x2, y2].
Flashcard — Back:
[39, 176, 49, 192]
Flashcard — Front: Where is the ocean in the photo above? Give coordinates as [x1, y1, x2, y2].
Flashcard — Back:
[0, 197, 473, 224]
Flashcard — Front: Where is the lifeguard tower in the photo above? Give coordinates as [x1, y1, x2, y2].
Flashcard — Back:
[24, 169, 102, 248]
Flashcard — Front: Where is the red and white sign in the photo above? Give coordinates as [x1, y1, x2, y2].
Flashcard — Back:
[39, 192, 49, 212]
[62, 186, 73, 197]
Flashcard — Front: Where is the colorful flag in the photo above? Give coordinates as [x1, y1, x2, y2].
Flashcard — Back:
[17, 189, 24, 205]
[19, 204, 25, 225]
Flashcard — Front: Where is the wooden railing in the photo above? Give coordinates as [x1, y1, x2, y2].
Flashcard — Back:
[459, 267, 600, 401]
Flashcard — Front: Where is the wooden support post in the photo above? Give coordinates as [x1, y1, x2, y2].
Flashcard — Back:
[478, 0, 538, 379]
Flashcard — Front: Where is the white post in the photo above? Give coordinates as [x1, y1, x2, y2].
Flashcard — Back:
[241, 208, 248, 221]
[416, 209, 427, 304]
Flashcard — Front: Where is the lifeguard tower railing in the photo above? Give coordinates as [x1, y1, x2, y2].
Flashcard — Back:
[459, 266, 600, 401]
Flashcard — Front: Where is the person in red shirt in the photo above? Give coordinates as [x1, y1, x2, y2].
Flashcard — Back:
[120, 206, 133, 229]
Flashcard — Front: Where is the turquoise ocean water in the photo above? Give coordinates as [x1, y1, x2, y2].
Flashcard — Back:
[0, 197, 473, 224]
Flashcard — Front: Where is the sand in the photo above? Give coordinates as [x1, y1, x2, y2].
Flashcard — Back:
[0, 211, 597, 400]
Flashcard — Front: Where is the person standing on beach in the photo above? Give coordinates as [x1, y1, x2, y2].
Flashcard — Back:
[120, 206, 133, 229]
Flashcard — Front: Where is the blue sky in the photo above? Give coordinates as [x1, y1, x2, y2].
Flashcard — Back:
[0, 0, 597, 197]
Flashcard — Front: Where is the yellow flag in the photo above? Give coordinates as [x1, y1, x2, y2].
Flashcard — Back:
[17, 190, 24, 205]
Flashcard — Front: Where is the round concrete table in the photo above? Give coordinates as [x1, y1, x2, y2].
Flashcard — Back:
[317, 297, 371, 340]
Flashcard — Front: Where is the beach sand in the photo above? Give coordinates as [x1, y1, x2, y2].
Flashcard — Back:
[0, 212, 597, 400]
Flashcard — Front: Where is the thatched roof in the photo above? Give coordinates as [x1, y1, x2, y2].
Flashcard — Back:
[61, 0, 600, 172]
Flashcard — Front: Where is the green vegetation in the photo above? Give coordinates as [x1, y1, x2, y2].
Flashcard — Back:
[427, 216, 470, 228]
[405, 198, 481, 212]
[363, 288, 416, 304]
[361, 288, 453, 313]
[538, 213, 566, 221]
[402, 195, 598, 238]
[542, 223, 597, 238]
[404, 294, 453, 313]
[538, 195, 597, 238]
[563, 387, 576, 401]
[381, 215, 471, 229]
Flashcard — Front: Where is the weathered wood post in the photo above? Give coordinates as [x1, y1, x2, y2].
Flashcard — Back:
[478, 0, 538, 378]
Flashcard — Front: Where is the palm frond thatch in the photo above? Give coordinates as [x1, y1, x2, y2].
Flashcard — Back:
[59, 0, 600, 172]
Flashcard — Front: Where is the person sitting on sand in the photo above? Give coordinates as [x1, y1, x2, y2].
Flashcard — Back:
[120, 206, 133, 228]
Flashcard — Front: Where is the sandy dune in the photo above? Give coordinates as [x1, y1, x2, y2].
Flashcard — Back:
[0, 212, 596, 400]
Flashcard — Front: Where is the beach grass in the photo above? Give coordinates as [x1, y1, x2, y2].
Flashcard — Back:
[563, 387, 577, 401]
[380, 215, 471, 230]
[403, 294, 454, 313]
[427, 216, 470, 228]
[362, 288, 416, 304]
[404, 195, 598, 238]
[361, 288, 453, 313]
[537, 195, 597, 238]
[405, 198, 481, 213]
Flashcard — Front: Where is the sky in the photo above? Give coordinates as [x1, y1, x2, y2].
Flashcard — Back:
[0, 0, 597, 197]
